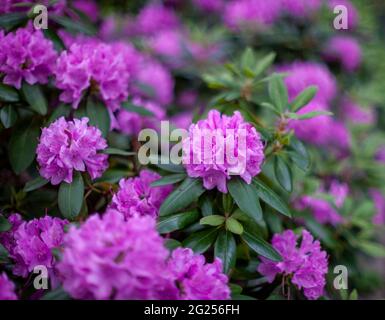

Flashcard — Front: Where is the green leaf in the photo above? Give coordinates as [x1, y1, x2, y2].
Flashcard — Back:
[159, 178, 205, 216]
[242, 231, 282, 261]
[23, 176, 49, 192]
[274, 156, 292, 192]
[241, 47, 255, 75]
[215, 230, 236, 273]
[306, 219, 336, 249]
[157, 210, 200, 234]
[0, 243, 9, 263]
[230, 284, 243, 295]
[254, 53, 276, 77]
[0, 105, 18, 128]
[286, 110, 333, 120]
[101, 148, 135, 156]
[41, 286, 70, 300]
[149, 156, 186, 173]
[21, 82, 47, 115]
[8, 119, 39, 174]
[50, 14, 96, 35]
[201, 196, 213, 217]
[288, 137, 310, 171]
[357, 241, 385, 258]
[85, 98, 110, 137]
[0, 13, 27, 30]
[164, 239, 182, 251]
[183, 227, 218, 254]
[0, 83, 19, 102]
[200, 215, 225, 226]
[268, 74, 288, 112]
[290, 86, 318, 111]
[226, 217, 244, 235]
[150, 173, 186, 187]
[0, 216, 11, 232]
[121, 101, 154, 117]
[94, 169, 131, 184]
[228, 178, 262, 222]
[47, 104, 71, 124]
[58, 172, 84, 220]
[253, 179, 291, 218]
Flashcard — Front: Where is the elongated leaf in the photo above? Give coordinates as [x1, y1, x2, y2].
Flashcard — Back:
[22, 83, 47, 115]
[226, 217, 244, 235]
[41, 286, 70, 300]
[164, 239, 182, 251]
[48, 104, 71, 124]
[122, 101, 154, 117]
[215, 230, 236, 273]
[274, 156, 292, 192]
[0, 243, 9, 263]
[254, 53, 276, 76]
[159, 178, 205, 216]
[0, 105, 18, 128]
[23, 176, 49, 192]
[101, 148, 135, 156]
[288, 137, 310, 171]
[0, 12, 27, 30]
[268, 74, 288, 112]
[183, 227, 218, 253]
[151, 173, 186, 187]
[0, 83, 19, 102]
[286, 111, 333, 120]
[157, 210, 200, 234]
[357, 241, 385, 258]
[8, 119, 39, 174]
[242, 231, 282, 261]
[58, 173, 84, 220]
[50, 15, 96, 35]
[148, 156, 186, 173]
[201, 196, 213, 217]
[86, 98, 110, 137]
[290, 86, 318, 111]
[253, 179, 291, 217]
[94, 169, 130, 184]
[0, 216, 11, 232]
[200, 215, 225, 226]
[228, 178, 262, 222]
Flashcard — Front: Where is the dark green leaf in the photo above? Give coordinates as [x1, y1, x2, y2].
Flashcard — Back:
[101, 148, 135, 156]
[94, 169, 131, 184]
[58, 172, 84, 220]
[253, 179, 291, 217]
[86, 98, 110, 137]
[226, 217, 244, 234]
[50, 14, 96, 35]
[183, 227, 218, 254]
[41, 286, 70, 300]
[274, 156, 292, 192]
[22, 82, 47, 115]
[43, 28, 65, 51]
[215, 230, 236, 273]
[23, 176, 48, 192]
[290, 86, 318, 111]
[149, 156, 185, 173]
[164, 239, 182, 251]
[268, 74, 288, 112]
[159, 178, 205, 216]
[0, 13, 27, 30]
[157, 210, 200, 234]
[0, 216, 11, 232]
[8, 119, 39, 174]
[288, 137, 310, 171]
[228, 178, 262, 222]
[47, 104, 71, 124]
[200, 215, 225, 226]
[151, 173, 186, 187]
[0, 83, 19, 102]
[0, 243, 9, 263]
[0, 105, 18, 128]
[242, 230, 282, 261]
[201, 196, 213, 217]
[121, 101, 154, 117]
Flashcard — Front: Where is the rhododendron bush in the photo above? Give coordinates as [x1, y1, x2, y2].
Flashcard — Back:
[0, 0, 385, 301]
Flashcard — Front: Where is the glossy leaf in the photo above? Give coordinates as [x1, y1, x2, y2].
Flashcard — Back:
[290, 86, 318, 111]
[242, 231, 282, 261]
[58, 172, 84, 220]
[0, 105, 18, 128]
[215, 230, 237, 273]
[200, 215, 225, 226]
[151, 173, 186, 187]
[183, 228, 218, 254]
[157, 210, 200, 234]
[0, 83, 19, 102]
[226, 217, 244, 235]
[274, 156, 293, 192]
[22, 83, 47, 115]
[23, 176, 49, 192]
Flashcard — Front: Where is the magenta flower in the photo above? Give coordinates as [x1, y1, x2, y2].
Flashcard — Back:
[341, 97, 375, 125]
[281, 0, 322, 18]
[223, 0, 281, 30]
[73, 0, 99, 22]
[109, 170, 173, 219]
[323, 36, 362, 72]
[171, 112, 194, 130]
[278, 61, 337, 105]
[167, 248, 230, 300]
[375, 146, 385, 164]
[36, 117, 108, 185]
[182, 110, 265, 193]
[0, 25, 57, 89]
[9, 216, 68, 278]
[370, 189, 385, 225]
[57, 209, 178, 300]
[0, 273, 17, 300]
[295, 180, 348, 225]
[55, 42, 130, 110]
[258, 230, 328, 300]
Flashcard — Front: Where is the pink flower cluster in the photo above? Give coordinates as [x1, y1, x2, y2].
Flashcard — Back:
[0, 273, 17, 300]
[57, 209, 230, 300]
[55, 42, 131, 110]
[0, 214, 68, 278]
[295, 180, 349, 225]
[341, 97, 375, 125]
[36, 117, 108, 185]
[323, 36, 362, 72]
[370, 189, 385, 225]
[168, 248, 230, 300]
[109, 170, 173, 219]
[0, 26, 57, 89]
[182, 110, 265, 193]
[258, 230, 328, 300]
[281, 0, 323, 18]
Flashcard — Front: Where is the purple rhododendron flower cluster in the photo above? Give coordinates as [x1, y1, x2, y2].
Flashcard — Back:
[295, 180, 349, 225]
[281, 0, 323, 18]
[55, 42, 131, 110]
[168, 248, 230, 300]
[0, 273, 17, 300]
[370, 189, 385, 225]
[36, 117, 108, 185]
[0, 25, 57, 89]
[341, 97, 375, 125]
[182, 110, 265, 193]
[258, 230, 328, 300]
[109, 170, 173, 218]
